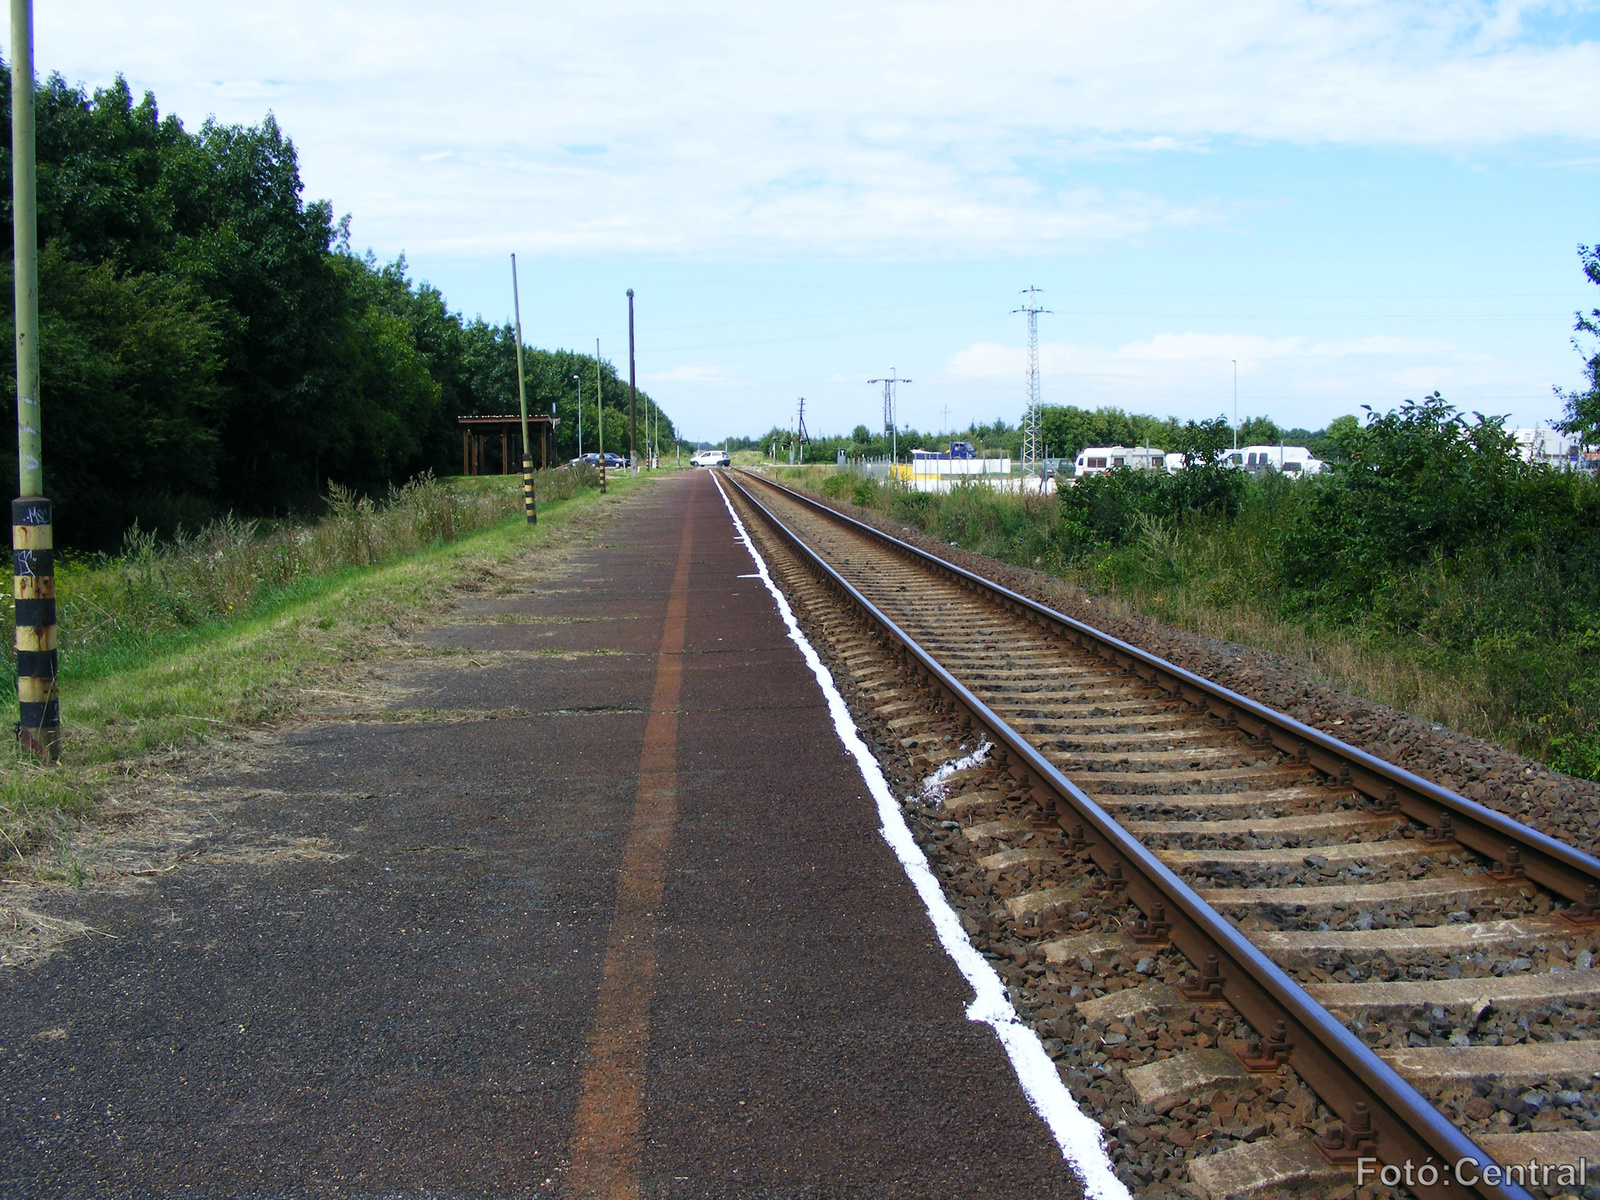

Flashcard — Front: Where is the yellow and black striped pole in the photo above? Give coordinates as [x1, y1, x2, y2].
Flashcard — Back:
[11, 0, 56, 761]
[13, 499, 55, 760]
[510, 253, 536, 525]
[595, 339, 607, 495]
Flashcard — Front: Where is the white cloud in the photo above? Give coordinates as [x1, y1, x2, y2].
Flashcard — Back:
[30, 1, 1600, 260]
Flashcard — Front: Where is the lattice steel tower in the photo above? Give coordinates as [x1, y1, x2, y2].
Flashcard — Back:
[1014, 287, 1049, 472]
[868, 369, 911, 464]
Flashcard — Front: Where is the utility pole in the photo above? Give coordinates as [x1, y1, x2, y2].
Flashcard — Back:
[1015, 286, 1049, 477]
[941, 403, 950, 436]
[1232, 358, 1238, 451]
[11, 0, 55, 762]
[627, 289, 637, 474]
[596, 339, 606, 494]
[867, 370, 911, 467]
[573, 374, 582, 458]
[796, 398, 809, 464]
[511, 255, 535, 525]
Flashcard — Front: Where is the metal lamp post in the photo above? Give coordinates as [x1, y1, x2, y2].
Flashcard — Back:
[1232, 358, 1238, 453]
[573, 374, 582, 458]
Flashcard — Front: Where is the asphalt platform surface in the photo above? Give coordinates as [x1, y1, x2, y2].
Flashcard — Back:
[0, 471, 1082, 1199]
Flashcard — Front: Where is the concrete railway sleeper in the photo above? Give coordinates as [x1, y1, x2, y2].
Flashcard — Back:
[726, 469, 1600, 1200]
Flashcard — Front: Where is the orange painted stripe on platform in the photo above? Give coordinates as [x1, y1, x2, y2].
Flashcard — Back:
[566, 500, 695, 1200]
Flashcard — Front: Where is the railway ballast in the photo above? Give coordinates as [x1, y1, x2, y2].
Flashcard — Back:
[722, 468, 1600, 1200]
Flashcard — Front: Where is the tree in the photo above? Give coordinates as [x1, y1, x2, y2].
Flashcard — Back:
[1236, 415, 1282, 446]
[0, 246, 224, 535]
[1559, 244, 1600, 444]
[1039, 404, 1178, 459]
[0, 60, 679, 546]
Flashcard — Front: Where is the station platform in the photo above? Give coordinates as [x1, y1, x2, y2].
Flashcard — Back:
[0, 470, 1083, 1198]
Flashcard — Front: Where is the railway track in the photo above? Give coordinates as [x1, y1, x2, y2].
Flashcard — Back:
[722, 468, 1600, 1200]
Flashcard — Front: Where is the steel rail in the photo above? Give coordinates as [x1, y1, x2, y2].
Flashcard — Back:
[725, 469, 1534, 1200]
[735, 472, 1600, 907]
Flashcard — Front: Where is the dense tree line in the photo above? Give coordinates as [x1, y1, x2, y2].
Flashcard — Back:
[0, 67, 671, 548]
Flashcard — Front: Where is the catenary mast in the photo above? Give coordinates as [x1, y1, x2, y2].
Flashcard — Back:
[1015, 286, 1049, 475]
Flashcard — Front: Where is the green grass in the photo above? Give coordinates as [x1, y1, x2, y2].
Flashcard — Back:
[0, 469, 650, 868]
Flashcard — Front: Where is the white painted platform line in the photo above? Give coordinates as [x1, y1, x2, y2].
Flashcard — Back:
[711, 473, 1130, 1200]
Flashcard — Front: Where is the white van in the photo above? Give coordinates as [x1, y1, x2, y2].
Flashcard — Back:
[1074, 446, 1166, 476]
[1228, 445, 1324, 475]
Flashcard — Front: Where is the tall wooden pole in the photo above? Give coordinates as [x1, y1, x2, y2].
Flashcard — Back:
[627, 289, 637, 474]
[511, 255, 535, 524]
[11, 0, 56, 762]
[595, 339, 606, 494]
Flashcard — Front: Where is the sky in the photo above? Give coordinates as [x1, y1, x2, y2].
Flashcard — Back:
[24, 1, 1600, 443]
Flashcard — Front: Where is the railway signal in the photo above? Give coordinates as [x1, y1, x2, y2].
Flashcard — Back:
[11, 0, 57, 762]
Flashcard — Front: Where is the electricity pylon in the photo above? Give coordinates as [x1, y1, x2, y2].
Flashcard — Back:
[1014, 287, 1049, 474]
[868, 370, 911, 464]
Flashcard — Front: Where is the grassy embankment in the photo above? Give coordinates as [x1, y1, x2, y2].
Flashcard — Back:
[766, 408, 1600, 779]
[0, 464, 650, 864]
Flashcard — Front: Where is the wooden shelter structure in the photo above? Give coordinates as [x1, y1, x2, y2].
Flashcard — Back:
[458, 414, 560, 475]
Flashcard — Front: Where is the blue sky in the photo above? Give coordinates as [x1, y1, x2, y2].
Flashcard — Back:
[27, 1, 1600, 442]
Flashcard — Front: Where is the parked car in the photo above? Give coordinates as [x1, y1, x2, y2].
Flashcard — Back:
[571, 452, 628, 469]
[692, 448, 731, 467]
[1232, 445, 1324, 476]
